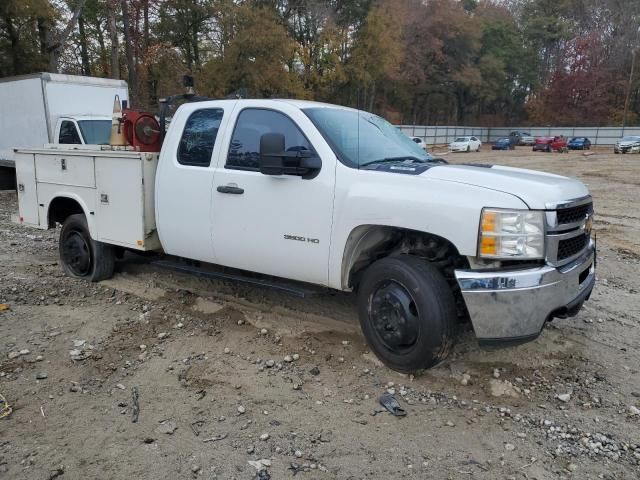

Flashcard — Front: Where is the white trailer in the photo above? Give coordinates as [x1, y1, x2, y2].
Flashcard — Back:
[0, 73, 128, 171]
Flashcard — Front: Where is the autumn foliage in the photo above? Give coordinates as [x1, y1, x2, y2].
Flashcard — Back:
[1, 0, 639, 126]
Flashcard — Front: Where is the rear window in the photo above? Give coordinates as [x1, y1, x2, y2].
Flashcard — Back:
[177, 108, 224, 167]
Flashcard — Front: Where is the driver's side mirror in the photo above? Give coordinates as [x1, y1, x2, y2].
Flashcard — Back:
[259, 133, 286, 176]
[259, 133, 321, 179]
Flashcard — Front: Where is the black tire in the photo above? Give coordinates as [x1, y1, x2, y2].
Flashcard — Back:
[545, 144, 551, 153]
[59, 214, 115, 282]
[357, 256, 458, 373]
[466, 145, 470, 152]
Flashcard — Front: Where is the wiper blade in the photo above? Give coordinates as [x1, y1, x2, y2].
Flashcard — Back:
[361, 156, 432, 167]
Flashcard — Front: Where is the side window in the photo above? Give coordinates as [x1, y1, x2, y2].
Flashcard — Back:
[226, 109, 312, 170]
[177, 108, 224, 167]
[59, 121, 82, 144]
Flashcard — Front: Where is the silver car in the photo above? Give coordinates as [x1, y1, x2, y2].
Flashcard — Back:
[614, 136, 640, 154]
[510, 131, 535, 146]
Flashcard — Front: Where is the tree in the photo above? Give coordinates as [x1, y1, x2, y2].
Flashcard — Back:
[347, 0, 405, 112]
[200, 4, 303, 98]
[0, 0, 51, 76]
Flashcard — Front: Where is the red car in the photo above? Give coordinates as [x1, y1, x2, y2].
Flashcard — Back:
[532, 136, 567, 152]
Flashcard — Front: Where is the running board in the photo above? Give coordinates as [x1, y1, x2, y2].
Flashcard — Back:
[151, 259, 323, 298]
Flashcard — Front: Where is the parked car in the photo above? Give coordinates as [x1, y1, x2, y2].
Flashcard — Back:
[491, 138, 515, 150]
[533, 136, 567, 152]
[567, 137, 591, 150]
[410, 137, 428, 151]
[14, 99, 595, 373]
[449, 136, 481, 152]
[613, 136, 640, 154]
[510, 131, 535, 146]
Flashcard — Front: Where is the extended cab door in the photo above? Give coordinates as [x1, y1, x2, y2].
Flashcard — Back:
[155, 100, 237, 262]
[210, 102, 336, 286]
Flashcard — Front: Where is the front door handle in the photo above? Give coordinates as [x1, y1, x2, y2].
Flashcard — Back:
[217, 185, 244, 195]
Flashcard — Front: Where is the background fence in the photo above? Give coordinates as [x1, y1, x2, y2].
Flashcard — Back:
[398, 125, 640, 147]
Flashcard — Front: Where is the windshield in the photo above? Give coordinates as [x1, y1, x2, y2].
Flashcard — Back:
[303, 107, 433, 168]
[622, 136, 640, 142]
[78, 120, 112, 145]
[454, 137, 469, 142]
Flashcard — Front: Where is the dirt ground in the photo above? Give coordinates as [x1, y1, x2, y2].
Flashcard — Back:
[1, 147, 639, 480]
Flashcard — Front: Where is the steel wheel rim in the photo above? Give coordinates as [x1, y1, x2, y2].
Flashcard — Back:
[369, 280, 420, 353]
[62, 230, 91, 276]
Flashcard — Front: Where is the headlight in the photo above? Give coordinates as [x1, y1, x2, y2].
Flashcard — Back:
[478, 208, 545, 259]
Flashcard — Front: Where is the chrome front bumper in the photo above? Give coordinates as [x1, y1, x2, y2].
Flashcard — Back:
[454, 240, 595, 345]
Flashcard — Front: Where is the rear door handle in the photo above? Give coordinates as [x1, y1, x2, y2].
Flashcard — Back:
[217, 185, 244, 195]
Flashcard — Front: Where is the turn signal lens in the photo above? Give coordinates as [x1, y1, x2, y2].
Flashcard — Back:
[481, 211, 497, 233]
[480, 236, 497, 255]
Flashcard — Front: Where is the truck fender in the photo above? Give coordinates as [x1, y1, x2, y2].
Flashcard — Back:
[339, 224, 464, 290]
[46, 193, 97, 238]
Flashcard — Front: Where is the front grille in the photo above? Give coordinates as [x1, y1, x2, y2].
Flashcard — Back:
[556, 202, 593, 224]
[557, 234, 589, 260]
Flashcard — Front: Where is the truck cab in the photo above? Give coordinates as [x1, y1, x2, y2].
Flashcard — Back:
[14, 99, 596, 373]
[55, 116, 113, 146]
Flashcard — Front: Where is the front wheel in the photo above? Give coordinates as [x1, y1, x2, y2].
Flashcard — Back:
[357, 256, 458, 372]
[59, 214, 115, 282]
[466, 145, 470, 152]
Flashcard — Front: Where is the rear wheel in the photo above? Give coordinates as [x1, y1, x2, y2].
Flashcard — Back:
[59, 214, 115, 282]
[466, 145, 470, 152]
[545, 144, 551, 153]
[357, 256, 458, 372]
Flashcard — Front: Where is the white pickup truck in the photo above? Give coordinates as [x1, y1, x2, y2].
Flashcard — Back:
[13, 99, 596, 372]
